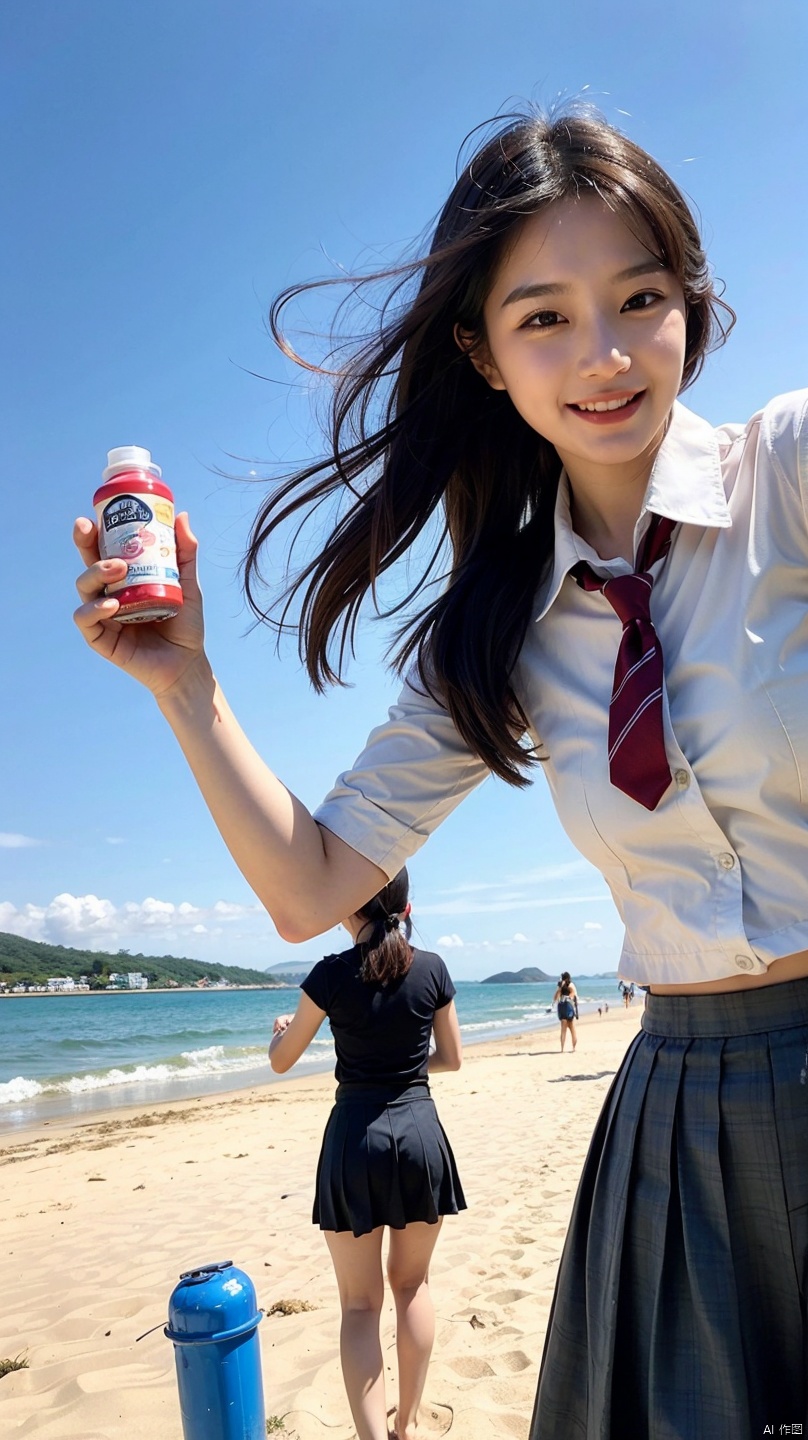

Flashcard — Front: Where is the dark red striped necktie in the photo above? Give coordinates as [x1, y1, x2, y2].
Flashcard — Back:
[572, 513, 677, 810]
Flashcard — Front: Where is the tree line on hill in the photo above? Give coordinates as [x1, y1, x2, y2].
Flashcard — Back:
[0, 931, 292, 991]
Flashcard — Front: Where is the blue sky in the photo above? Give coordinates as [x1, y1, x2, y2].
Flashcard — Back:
[2, 1, 807, 980]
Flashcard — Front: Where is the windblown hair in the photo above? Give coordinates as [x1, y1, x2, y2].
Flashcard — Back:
[244, 106, 735, 784]
[357, 868, 413, 984]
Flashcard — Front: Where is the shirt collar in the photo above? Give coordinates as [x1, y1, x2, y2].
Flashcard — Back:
[534, 400, 731, 623]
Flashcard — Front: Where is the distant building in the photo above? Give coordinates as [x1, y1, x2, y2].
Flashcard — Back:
[107, 972, 148, 990]
[47, 977, 76, 992]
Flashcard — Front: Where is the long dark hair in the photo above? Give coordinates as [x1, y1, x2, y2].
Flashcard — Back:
[356, 868, 413, 984]
[244, 106, 735, 785]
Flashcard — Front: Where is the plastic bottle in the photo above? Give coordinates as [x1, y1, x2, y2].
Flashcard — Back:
[93, 446, 183, 622]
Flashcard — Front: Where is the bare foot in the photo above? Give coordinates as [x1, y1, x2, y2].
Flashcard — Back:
[389, 1410, 416, 1440]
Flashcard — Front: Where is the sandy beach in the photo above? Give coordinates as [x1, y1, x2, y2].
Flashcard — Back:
[0, 1005, 642, 1439]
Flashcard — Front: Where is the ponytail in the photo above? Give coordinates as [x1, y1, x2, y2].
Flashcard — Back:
[357, 868, 413, 984]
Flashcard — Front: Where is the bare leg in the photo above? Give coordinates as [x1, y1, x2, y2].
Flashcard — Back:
[568, 1017, 578, 1051]
[324, 1227, 388, 1440]
[386, 1220, 444, 1440]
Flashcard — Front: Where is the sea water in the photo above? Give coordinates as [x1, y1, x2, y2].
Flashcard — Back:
[0, 978, 620, 1132]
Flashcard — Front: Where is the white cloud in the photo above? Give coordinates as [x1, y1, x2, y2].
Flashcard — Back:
[105, 837, 126, 846]
[212, 901, 247, 920]
[583, 921, 602, 931]
[0, 900, 48, 938]
[512, 932, 529, 943]
[436, 933, 464, 948]
[0, 833, 42, 849]
[0, 892, 269, 949]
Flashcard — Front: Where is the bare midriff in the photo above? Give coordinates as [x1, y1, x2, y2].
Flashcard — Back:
[649, 947, 808, 995]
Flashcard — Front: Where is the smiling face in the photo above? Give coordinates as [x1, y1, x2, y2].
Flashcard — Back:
[468, 195, 688, 499]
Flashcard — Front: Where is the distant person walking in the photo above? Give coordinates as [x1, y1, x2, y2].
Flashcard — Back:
[552, 972, 579, 1051]
[268, 868, 465, 1440]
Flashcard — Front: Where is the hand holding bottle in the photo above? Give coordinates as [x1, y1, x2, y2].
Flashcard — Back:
[72, 510, 207, 701]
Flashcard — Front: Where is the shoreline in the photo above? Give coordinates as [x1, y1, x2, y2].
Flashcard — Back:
[0, 974, 621, 998]
[0, 1007, 637, 1151]
[0, 982, 295, 998]
[0, 996, 628, 1137]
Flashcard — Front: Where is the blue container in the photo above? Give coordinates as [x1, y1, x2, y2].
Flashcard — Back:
[165, 1260, 265, 1440]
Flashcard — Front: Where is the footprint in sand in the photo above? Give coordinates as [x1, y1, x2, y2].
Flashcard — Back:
[447, 1356, 495, 1379]
[494, 1350, 532, 1374]
[412, 1402, 453, 1436]
[485, 1289, 531, 1307]
[499, 1418, 530, 1438]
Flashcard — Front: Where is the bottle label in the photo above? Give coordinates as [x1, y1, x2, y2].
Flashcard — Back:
[95, 490, 180, 590]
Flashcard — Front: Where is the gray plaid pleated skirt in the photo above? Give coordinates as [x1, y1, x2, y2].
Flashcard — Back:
[313, 1081, 466, 1237]
[532, 978, 808, 1439]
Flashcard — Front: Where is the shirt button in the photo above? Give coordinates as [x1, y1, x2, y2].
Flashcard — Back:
[674, 769, 690, 789]
[717, 852, 736, 870]
[735, 955, 754, 971]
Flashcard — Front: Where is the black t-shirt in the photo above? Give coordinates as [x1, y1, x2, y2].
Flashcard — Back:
[301, 945, 456, 1087]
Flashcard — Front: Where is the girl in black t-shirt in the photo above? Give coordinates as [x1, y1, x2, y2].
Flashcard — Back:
[268, 867, 465, 1440]
[552, 972, 579, 1052]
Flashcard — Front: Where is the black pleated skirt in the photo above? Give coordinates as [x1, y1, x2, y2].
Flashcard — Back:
[532, 978, 808, 1439]
[313, 1082, 467, 1238]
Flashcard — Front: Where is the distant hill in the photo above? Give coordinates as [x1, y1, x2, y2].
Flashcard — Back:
[264, 961, 310, 984]
[481, 966, 555, 984]
[0, 931, 283, 990]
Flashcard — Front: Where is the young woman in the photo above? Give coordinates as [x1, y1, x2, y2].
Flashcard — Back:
[73, 107, 808, 1435]
[552, 971, 578, 1051]
[267, 868, 464, 1440]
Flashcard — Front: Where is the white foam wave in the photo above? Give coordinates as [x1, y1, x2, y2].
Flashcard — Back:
[460, 1018, 528, 1033]
[64, 1064, 175, 1093]
[459, 1011, 557, 1035]
[0, 1075, 44, 1104]
[294, 1046, 335, 1066]
[0, 1040, 338, 1105]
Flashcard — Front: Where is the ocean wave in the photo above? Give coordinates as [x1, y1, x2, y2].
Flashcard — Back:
[458, 1014, 554, 1034]
[0, 1076, 44, 1104]
[179, 1044, 226, 1066]
[62, 1064, 174, 1093]
[0, 1039, 337, 1105]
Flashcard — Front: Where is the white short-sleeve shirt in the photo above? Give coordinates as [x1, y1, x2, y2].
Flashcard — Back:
[314, 390, 808, 985]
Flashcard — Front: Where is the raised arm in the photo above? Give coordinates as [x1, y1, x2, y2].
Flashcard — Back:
[73, 513, 386, 940]
[152, 660, 388, 941]
[73, 512, 488, 942]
